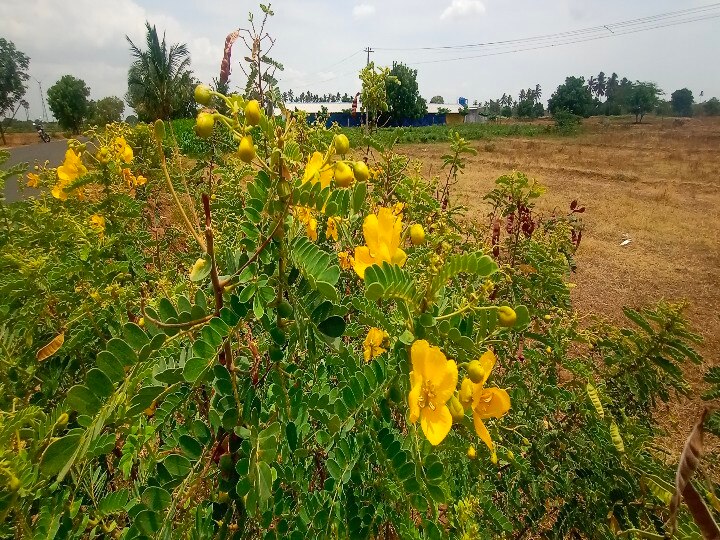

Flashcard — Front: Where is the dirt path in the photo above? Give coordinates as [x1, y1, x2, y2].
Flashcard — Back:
[402, 118, 720, 445]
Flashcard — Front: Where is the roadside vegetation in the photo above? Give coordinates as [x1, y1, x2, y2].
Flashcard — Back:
[1, 5, 718, 539]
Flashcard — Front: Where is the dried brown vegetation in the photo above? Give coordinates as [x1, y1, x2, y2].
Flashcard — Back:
[405, 116, 720, 447]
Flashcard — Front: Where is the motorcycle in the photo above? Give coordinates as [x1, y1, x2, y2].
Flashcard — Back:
[33, 121, 50, 143]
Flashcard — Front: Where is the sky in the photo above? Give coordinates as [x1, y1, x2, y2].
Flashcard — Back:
[2, 0, 719, 120]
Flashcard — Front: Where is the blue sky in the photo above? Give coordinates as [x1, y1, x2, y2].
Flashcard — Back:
[2, 0, 718, 119]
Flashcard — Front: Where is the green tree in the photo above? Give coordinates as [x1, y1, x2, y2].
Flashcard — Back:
[46, 75, 91, 133]
[548, 76, 594, 117]
[385, 62, 427, 123]
[625, 81, 662, 123]
[670, 88, 694, 117]
[703, 97, 720, 116]
[359, 62, 396, 131]
[517, 99, 534, 118]
[430, 95, 444, 104]
[88, 96, 125, 126]
[0, 38, 30, 145]
[126, 22, 195, 121]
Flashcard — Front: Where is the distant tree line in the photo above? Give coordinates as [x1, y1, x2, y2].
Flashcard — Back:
[282, 90, 354, 103]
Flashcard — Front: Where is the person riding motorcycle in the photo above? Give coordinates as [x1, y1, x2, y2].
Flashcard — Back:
[33, 120, 51, 142]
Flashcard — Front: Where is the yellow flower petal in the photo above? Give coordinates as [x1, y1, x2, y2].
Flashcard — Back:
[391, 247, 407, 267]
[51, 184, 67, 200]
[410, 339, 430, 376]
[362, 213, 380, 256]
[433, 360, 458, 405]
[352, 245, 375, 279]
[477, 350, 496, 386]
[408, 371, 423, 423]
[473, 415, 495, 451]
[473, 387, 511, 420]
[420, 405, 453, 446]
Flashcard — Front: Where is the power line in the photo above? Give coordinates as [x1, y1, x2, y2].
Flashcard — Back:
[400, 13, 720, 66]
[374, 2, 720, 52]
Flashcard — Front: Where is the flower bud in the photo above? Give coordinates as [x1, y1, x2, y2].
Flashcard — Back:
[153, 119, 166, 140]
[467, 445, 477, 460]
[194, 112, 215, 139]
[238, 135, 256, 163]
[459, 377, 474, 408]
[56, 413, 69, 429]
[7, 475, 21, 493]
[353, 161, 369, 183]
[334, 134, 350, 155]
[467, 360, 485, 384]
[194, 84, 212, 106]
[497, 306, 517, 328]
[410, 224, 425, 246]
[245, 99, 262, 126]
[334, 161, 354, 188]
[449, 395, 465, 422]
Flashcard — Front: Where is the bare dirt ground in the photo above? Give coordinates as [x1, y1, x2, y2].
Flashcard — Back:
[404, 116, 720, 448]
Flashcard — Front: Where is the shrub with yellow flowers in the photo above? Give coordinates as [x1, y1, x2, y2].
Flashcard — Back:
[1, 7, 713, 540]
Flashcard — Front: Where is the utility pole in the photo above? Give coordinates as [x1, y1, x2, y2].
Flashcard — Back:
[364, 46, 374, 65]
[35, 78, 48, 122]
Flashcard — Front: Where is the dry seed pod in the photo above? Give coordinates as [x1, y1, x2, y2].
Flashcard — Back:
[37, 333, 65, 361]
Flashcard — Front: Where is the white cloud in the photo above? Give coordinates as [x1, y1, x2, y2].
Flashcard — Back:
[440, 0, 485, 21]
[352, 4, 376, 19]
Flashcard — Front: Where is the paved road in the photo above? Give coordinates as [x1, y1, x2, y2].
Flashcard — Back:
[1, 139, 67, 202]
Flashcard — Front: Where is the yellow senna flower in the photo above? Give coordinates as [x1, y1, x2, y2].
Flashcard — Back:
[338, 251, 354, 270]
[353, 207, 408, 279]
[135, 174, 147, 186]
[57, 149, 87, 184]
[468, 350, 511, 453]
[51, 184, 68, 201]
[294, 205, 318, 241]
[326, 216, 341, 242]
[90, 214, 106, 236]
[113, 137, 133, 163]
[363, 327, 389, 362]
[26, 173, 40, 188]
[122, 168, 135, 188]
[408, 340, 458, 446]
[302, 151, 333, 189]
[294, 205, 312, 225]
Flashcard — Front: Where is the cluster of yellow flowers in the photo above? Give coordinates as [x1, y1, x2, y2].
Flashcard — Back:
[409, 340, 510, 453]
[294, 206, 318, 241]
[341, 195, 508, 453]
[121, 168, 147, 196]
[52, 149, 88, 200]
[363, 327, 389, 362]
[46, 137, 146, 201]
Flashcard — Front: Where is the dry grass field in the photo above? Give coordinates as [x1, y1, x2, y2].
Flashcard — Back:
[404, 117, 720, 446]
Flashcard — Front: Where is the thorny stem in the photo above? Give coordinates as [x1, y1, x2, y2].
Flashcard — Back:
[202, 194, 235, 380]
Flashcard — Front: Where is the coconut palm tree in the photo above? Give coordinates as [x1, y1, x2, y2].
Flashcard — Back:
[596, 71, 607, 97]
[125, 22, 195, 121]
